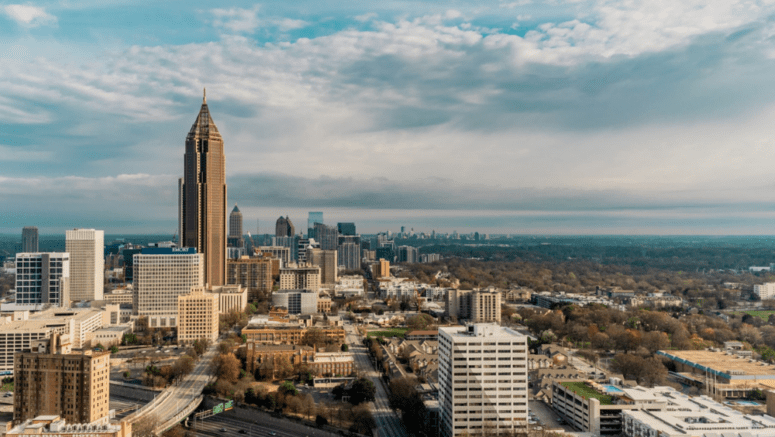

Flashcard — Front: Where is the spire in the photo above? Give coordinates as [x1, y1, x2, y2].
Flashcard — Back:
[232, 203, 240, 213]
[188, 90, 221, 139]
[203, 87, 207, 104]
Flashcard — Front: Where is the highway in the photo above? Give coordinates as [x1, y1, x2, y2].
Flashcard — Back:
[191, 409, 340, 437]
[125, 344, 217, 430]
[345, 324, 406, 437]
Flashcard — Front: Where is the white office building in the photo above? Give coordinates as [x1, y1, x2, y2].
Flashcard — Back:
[755, 283, 775, 300]
[271, 289, 318, 315]
[65, 229, 104, 302]
[134, 247, 203, 328]
[438, 324, 529, 437]
[15, 253, 70, 308]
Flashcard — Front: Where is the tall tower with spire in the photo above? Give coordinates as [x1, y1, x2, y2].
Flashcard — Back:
[228, 204, 244, 248]
[181, 89, 227, 286]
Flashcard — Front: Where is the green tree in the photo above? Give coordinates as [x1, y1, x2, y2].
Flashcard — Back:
[348, 378, 376, 405]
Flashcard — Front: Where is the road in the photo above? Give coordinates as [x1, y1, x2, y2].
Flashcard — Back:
[125, 343, 217, 429]
[345, 324, 406, 437]
[192, 409, 340, 437]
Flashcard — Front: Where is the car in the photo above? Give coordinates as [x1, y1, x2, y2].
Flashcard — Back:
[239, 430, 247, 434]
[221, 428, 228, 432]
[268, 432, 276, 436]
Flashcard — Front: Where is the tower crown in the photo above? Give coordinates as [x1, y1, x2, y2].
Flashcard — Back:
[188, 90, 220, 139]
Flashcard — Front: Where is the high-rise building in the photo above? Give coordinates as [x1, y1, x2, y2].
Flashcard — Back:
[297, 237, 319, 264]
[15, 253, 70, 308]
[313, 223, 338, 251]
[181, 91, 227, 286]
[279, 264, 321, 291]
[372, 259, 390, 278]
[228, 204, 244, 248]
[227, 256, 274, 299]
[307, 248, 338, 285]
[438, 324, 528, 437]
[272, 236, 299, 261]
[257, 246, 291, 266]
[178, 287, 219, 344]
[275, 216, 295, 237]
[133, 247, 203, 328]
[14, 335, 111, 425]
[338, 242, 361, 270]
[446, 290, 501, 323]
[397, 245, 419, 263]
[337, 222, 356, 236]
[21, 227, 38, 253]
[307, 212, 323, 238]
[65, 229, 104, 302]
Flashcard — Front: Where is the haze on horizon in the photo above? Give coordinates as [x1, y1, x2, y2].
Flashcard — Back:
[2, 0, 775, 235]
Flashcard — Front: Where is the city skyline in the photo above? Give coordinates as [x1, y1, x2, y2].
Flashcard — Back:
[4, 1, 775, 234]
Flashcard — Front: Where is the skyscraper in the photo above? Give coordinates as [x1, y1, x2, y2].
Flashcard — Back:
[181, 90, 227, 286]
[65, 229, 104, 302]
[313, 222, 339, 251]
[337, 222, 356, 236]
[438, 324, 528, 437]
[275, 216, 295, 237]
[21, 227, 38, 252]
[307, 212, 323, 238]
[228, 204, 244, 248]
[15, 253, 70, 308]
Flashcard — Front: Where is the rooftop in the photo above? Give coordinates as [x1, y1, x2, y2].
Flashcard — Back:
[658, 350, 775, 380]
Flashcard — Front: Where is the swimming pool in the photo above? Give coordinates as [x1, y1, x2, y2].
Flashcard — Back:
[601, 385, 624, 393]
[736, 400, 760, 406]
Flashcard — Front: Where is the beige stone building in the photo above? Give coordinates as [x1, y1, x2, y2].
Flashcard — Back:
[317, 297, 332, 314]
[212, 284, 247, 314]
[279, 264, 321, 292]
[6, 416, 131, 437]
[14, 337, 111, 425]
[177, 287, 219, 344]
[372, 258, 390, 278]
[65, 229, 104, 302]
[246, 343, 314, 373]
[257, 246, 291, 266]
[310, 352, 354, 377]
[242, 321, 345, 345]
[181, 92, 227, 287]
[446, 290, 501, 323]
[227, 256, 273, 299]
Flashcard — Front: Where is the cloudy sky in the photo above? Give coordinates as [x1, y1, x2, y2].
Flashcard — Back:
[3, 0, 775, 235]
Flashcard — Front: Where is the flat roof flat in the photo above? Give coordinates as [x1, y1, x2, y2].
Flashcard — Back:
[658, 350, 775, 380]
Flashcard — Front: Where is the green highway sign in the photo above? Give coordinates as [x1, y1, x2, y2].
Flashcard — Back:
[213, 403, 224, 414]
[225, 400, 233, 411]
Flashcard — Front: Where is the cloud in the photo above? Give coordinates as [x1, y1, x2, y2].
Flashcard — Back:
[211, 5, 261, 33]
[354, 12, 377, 22]
[3, 4, 56, 27]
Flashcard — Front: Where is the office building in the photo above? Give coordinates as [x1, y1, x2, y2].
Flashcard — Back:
[271, 236, 298, 261]
[133, 247, 204, 328]
[257, 246, 291, 266]
[307, 248, 338, 286]
[307, 212, 323, 238]
[376, 246, 395, 263]
[212, 284, 248, 314]
[14, 335, 111, 425]
[15, 253, 70, 308]
[438, 324, 528, 437]
[121, 247, 142, 283]
[65, 229, 104, 302]
[313, 223, 338, 251]
[228, 204, 244, 248]
[446, 290, 501, 323]
[21, 226, 38, 252]
[337, 222, 356, 236]
[279, 264, 321, 292]
[338, 242, 361, 270]
[227, 256, 273, 299]
[755, 283, 775, 300]
[181, 91, 227, 286]
[275, 216, 295, 237]
[272, 290, 318, 315]
[6, 416, 131, 437]
[177, 287, 219, 344]
[397, 245, 419, 263]
[297, 237, 319, 263]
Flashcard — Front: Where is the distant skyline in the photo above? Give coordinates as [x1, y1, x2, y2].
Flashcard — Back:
[3, 1, 775, 234]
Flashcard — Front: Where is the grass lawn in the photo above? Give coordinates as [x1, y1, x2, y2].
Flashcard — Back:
[366, 328, 409, 338]
[561, 381, 612, 405]
[1, 382, 13, 392]
[735, 310, 775, 320]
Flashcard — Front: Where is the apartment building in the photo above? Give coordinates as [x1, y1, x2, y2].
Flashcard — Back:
[257, 246, 291, 266]
[372, 259, 390, 279]
[755, 283, 775, 300]
[226, 255, 274, 299]
[177, 287, 219, 344]
[446, 290, 501, 323]
[279, 264, 321, 292]
[438, 324, 528, 437]
[15, 253, 70, 308]
[65, 229, 104, 302]
[133, 247, 203, 328]
[14, 335, 111, 425]
[307, 248, 338, 286]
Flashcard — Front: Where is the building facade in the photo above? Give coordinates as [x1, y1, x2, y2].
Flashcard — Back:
[133, 247, 204, 328]
[275, 216, 295, 237]
[272, 290, 318, 315]
[755, 283, 775, 300]
[438, 324, 528, 437]
[21, 226, 38, 253]
[307, 212, 323, 238]
[15, 253, 70, 308]
[338, 241, 361, 271]
[227, 256, 273, 299]
[337, 222, 356, 236]
[313, 223, 339, 251]
[177, 287, 219, 344]
[447, 290, 501, 323]
[65, 229, 104, 302]
[279, 264, 321, 292]
[6, 416, 131, 437]
[307, 248, 337, 286]
[14, 344, 110, 425]
[181, 91, 227, 286]
[397, 246, 419, 263]
[228, 204, 244, 248]
[257, 246, 291, 266]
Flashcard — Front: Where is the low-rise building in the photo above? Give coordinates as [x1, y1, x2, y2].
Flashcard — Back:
[335, 275, 364, 298]
[310, 352, 354, 377]
[272, 290, 318, 315]
[241, 317, 345, 345]
[246, 343, 314, 374]
[5, 416, 131, 437]
[211, 284, 248, 314]
[755, 283, 775, 300]
[317, 297, 332, 314]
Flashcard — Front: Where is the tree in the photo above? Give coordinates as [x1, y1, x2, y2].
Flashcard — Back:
[213, 353, 241, 384]
[172, 355, 195, 378]
[193, 337, 210, 357]
[301, 328, 329, 348]
[218, 339, 234, 354]
[341, 344, 349, 352]
[279, 380, 299, 396]
[110, 345, 119, 354]
[348, 378, 376, 405]
[350, 404, 376, 435]
[406, 314, 434, 331]
[132, 414, 159, 437]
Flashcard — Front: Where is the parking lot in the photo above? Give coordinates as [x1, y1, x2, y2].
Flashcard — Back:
[529, 399, 576, 433]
